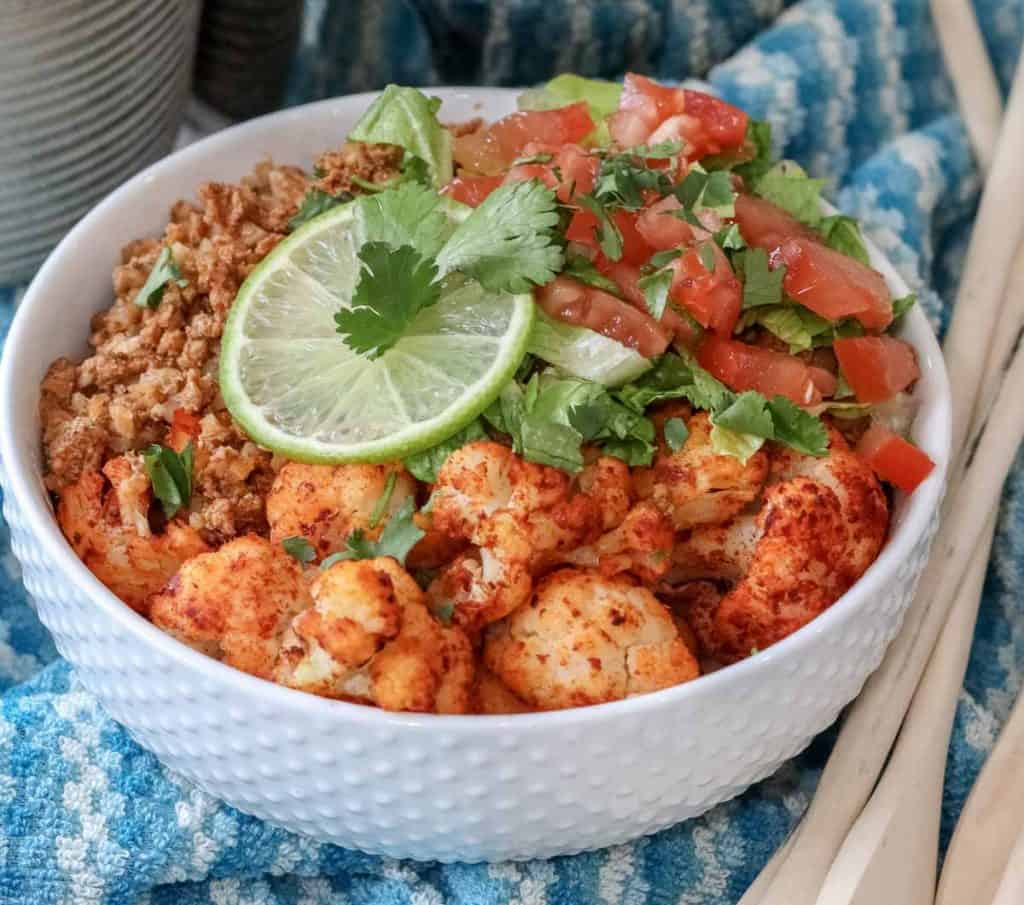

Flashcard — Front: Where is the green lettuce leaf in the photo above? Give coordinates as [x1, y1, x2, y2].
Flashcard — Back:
[517, 74, 622, 145]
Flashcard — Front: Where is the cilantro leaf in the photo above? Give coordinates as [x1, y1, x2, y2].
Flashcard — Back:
[626, 140, 684, 159]
[646, 249, 683, 270]
[575, 193, 624, 261]
[752, 161, 825, 226]
[435, 180, 563, 292]
[321, 497, 425, 568]
[733, 119, 775, 185]
[697, 242, 717, 273]
[143, 442, 193, 518]
[334, 242, 441, 358]
[818, 214, 870, 265]
[713, 391, 774, 437]
[404, 420, 489, 483]
[348, 85, 453, 186]
[562, 252, 623, 296]
[282, 536, 316, 563]
[368, 471, 398, 529]
[638, 267, 673, 321]
[695, 170, 736, 217]
[664, 417, 689, 451]
[891, 293, 917, 323]
[135, 247, 188, 309]
[736, 248, 786, 309]
[715, 223, 747, 250]
[765, 396, 829, 456]
[352, 181, 448, 257]
[592, 153, 673, 210]
[288, 188, 355, 231]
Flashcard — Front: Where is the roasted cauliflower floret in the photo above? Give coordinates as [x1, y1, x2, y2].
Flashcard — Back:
[561, 501, 675, 583]
[634, 406, 769, 529]
[274, 557, 474, 713]
[483, 569, 699, 710]
[471, 665, 533, 714]
[150, 535, 310, 677]
[427, 441, 608, 631]
[266, 462, 418, 560]
[57, 458, 210, 612]
[670, 427, 888, 661]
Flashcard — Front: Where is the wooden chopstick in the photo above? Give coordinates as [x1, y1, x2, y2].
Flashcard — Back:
[740, 47, 1024, 905]
[929, 0, 1003, 174]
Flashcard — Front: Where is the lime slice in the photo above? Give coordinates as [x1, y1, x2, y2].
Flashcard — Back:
[220, 201, 534, 463]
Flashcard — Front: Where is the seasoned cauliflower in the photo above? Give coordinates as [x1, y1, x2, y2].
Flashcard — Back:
[57, 457, 209, 612]
[670, 426, 888, 661]
[471, 665, 533, 714]
[266, 462, 418, 559]
[150, 535, 310, 677]
[561, 501, 675, 583]
[483, 569, 699, 710]
[274, 557, 474, 713]
[634, 406, 769, 529]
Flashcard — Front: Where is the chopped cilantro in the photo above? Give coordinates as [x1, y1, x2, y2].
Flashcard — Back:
[575, 193, 624, 261]
[287, 188, 354, 231]
[334, 242, 441, 358]
[142, 442, 193, 518]
[592, 152, 673, 210]
[431, 599, 456, 625]
[714, 391, 774, 437]
[765, 396, 829, 456]
[352, 181, 448, 258]
[435, 179, 564, 292]
[697, 242, 717, 273]
[368, 471, 398, 529]
[321, 497, 425, 568]
[625, 139, 684, 159]
[637, 267, 673, 320]
[512, 152, 554, 166]
[736, 248, 786, 309]
[646, 249, 683, 271]
[135, 247, 188, 309]
[891, 293, 917, 322]
[664, 417, 689, 451]
[562, 252, 623, 297]
[714, 223, 747, 250]
[404, 420, 490, 483]
[282, 536, 317, 563]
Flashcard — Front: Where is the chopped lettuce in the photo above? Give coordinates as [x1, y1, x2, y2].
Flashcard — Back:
[348, 85, 454, 187]
[751, 161, 825, 227]
[818, 214, 870, 265]
[528, 309, 652, 387]
[709, 424, 765, 463]
[736, 304, 832, 353]
[404, 419, 490, 482]
[517, 74, 622, 145]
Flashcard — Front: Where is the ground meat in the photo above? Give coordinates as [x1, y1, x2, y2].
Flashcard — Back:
[39, 147, 394, 543]
[313, 142, 404, 196]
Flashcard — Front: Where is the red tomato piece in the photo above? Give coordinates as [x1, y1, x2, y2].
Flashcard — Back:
[503, 143, 597, 202]
[833, 336, 920, 403]
[636, 196, 695, 251]
[856, 423, 935, 493]
[697, 335, 823, 405]
[567, 209, 653, 266]
[776, 238, 893, 330]
[668, 243, 742, 336]
[535, 276, 670, 358]
[453, 103, 594, 174]
[734, 193, 820, 252]
[597, 257, 704, 350]
[808, 366, 838, 399]
[442, 174, 505, 207]
[679, 90, 749, 157]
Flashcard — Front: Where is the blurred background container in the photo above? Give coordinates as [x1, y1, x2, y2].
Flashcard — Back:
[0, 0, 202, 284]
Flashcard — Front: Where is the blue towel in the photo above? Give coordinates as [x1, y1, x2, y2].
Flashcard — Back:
[2, 1, 1024, 901]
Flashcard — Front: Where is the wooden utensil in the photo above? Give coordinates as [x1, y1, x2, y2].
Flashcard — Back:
[740, 46, 1024, 905]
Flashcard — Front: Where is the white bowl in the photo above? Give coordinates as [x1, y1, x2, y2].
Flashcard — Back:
[0, 88, 951, 862]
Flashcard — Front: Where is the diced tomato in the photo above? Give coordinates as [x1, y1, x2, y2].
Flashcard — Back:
[833, 336, 920, 403]
[169, 408, 201, 453]
[504, 162, 558, 187]
[808, 366, 838, 399]
[776, 238, 893, 329]
[734, 194, 820, 252]
[668, 243, 742, 336]
[567, 208, 653, 266]
[697, 335, 823, 405]
[856, 423, 935, 493]
[454, 103, 594, 174]
[441, 174, 505, 207]
[636, 196, 695, 251]
[503, 143, 598, 202]
[608, 74, 747, 159]
[597, 257, 704, 350]
[535, 276, 670, 357]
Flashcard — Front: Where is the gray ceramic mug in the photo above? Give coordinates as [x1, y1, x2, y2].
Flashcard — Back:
[0, 0, 201, 284]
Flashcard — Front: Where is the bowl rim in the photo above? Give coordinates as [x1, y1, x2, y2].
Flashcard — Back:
[0, 86, 952, 731]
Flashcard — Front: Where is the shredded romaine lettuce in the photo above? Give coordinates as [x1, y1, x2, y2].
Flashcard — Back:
[517, 74, 621, 145]
[348, 85, 454, 187]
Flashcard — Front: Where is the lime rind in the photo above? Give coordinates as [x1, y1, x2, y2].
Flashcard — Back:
[220, 201, 535, 463]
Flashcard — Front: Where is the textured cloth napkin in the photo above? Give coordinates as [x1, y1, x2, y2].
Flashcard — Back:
[3, 1, 1024, 902]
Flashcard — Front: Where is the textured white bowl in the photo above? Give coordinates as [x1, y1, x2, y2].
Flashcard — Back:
[0, 88, 951, 862]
